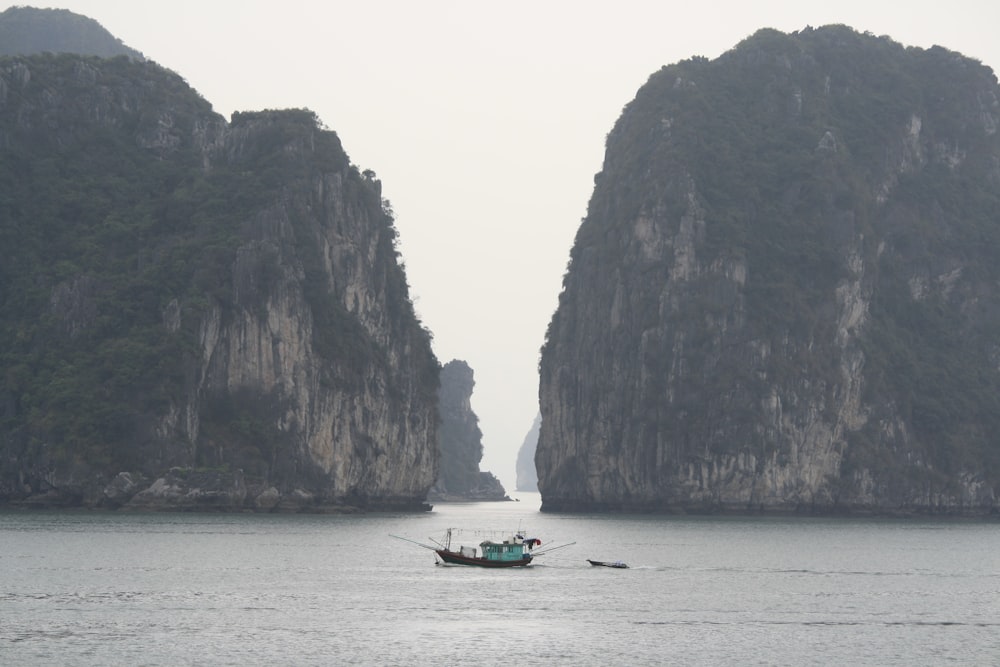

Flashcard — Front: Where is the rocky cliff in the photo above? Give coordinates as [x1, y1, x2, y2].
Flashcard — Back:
[429, 360, 508, 501]
[0, 53, 440, 510]
[0, 6, 143, 59]
[538, 26, 1000, 516]
[515, 413, 540, 492]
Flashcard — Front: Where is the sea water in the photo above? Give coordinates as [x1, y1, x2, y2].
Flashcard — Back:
[1, 493, 997, 666]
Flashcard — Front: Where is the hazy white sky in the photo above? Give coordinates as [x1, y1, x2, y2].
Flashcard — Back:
[14, 1, 1000, 488]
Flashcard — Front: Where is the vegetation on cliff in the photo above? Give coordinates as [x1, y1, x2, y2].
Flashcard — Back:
[539, 25, 1000, 514]
[0, 6, 143, 59]
[430, 360, 508, 500]
[0, 50, 438, 509]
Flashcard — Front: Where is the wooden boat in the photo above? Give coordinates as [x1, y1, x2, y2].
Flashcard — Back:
[587, 559, 629, 569]
[392, 529, 574, 568]
[433, 528, 541, 567]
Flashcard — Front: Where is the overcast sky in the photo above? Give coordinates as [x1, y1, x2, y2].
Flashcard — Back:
[14, 1, 1000, 488]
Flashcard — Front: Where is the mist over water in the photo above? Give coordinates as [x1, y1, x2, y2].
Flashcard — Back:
[2, 494, 997, 665]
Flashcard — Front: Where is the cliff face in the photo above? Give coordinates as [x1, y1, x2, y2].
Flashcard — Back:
[515, 413, 540, 492]
[0, 54, 439, 510]
[538, 26, 1000, 515]
[429, 360, 507, 501]
[0, 7, 143, 59]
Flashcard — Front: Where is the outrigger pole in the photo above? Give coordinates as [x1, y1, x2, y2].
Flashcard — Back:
[531, 541, 577, 556]
[390, 534, 437, 551]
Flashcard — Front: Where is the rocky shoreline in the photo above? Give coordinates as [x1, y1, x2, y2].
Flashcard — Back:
[2, 468, 433, 513]
[540, 499, 1000, 519]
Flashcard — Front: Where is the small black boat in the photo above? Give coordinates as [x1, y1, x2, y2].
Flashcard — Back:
[587, 559, 628, 569]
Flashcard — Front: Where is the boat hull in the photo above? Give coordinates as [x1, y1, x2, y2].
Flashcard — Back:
[436, 549, 533, 567]
[587, 559, 628, 568]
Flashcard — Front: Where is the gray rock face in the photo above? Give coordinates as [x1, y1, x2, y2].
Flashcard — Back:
[0, 55, 439, 511]
[185, 118, 441, 510]
[125, 468, 247, 512]
[102, 472, 144, 507]
[516, 413, 540, 492]
[428, 360, 508, 501]
[538, 26, 1000, 515]
[0, 7, 144, 60]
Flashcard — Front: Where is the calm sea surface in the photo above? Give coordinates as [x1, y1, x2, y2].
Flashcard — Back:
[1, 492, 997, 666]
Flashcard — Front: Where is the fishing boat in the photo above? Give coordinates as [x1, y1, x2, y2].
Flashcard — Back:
[435, 529, 538, 567]
[392, 528, 574, 568]
[587, 559, 629, 569]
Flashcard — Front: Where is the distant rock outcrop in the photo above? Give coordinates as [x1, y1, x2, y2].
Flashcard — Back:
[429, 360, 509, 501]
[515, 413, 540, 491]
[538, 26, 1000, 516]
[0, 7, 143, 59]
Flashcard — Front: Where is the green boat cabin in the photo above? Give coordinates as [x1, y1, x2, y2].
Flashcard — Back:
[479, 538, 531, 562]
